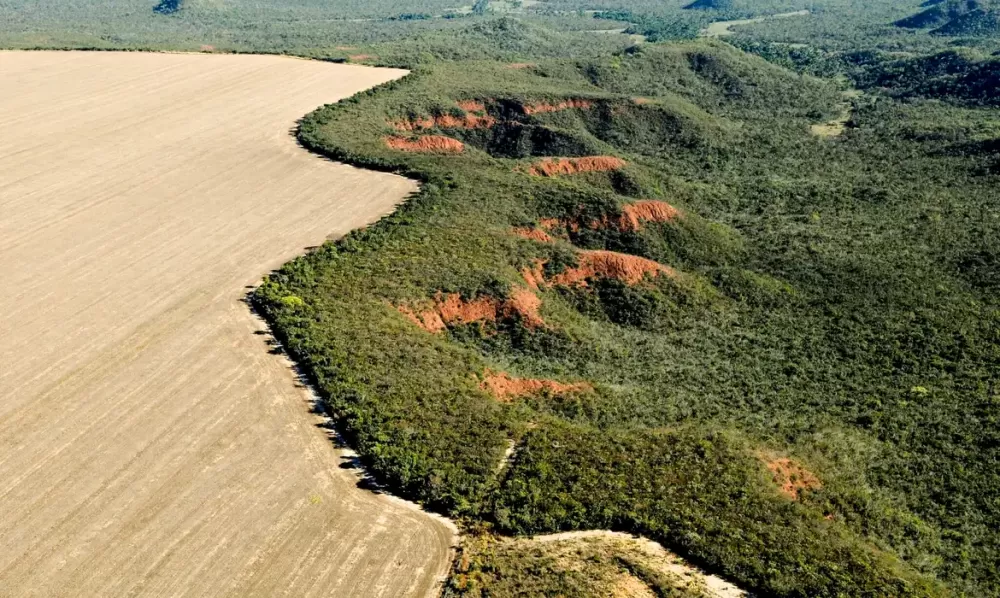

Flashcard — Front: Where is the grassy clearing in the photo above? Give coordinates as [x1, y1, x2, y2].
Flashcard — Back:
[444, 532, 737, 597]
[699, 9, 811, 38]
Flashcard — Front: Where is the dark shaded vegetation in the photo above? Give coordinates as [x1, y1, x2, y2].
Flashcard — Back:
[896, 0, 1000, 36]
[896, 0, 983, 30]
[684, 0, 734, 10]
[153, 0, 181, 15]
[851, 48, 1000, 105]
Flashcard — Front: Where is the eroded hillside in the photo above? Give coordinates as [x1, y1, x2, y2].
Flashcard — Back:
[255, 39, 1000, 597]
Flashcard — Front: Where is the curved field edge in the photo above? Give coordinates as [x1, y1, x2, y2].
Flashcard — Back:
[0, 51, 453, 598]
[251, 47, 973, 597]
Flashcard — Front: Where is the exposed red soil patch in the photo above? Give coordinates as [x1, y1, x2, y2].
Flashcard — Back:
[398, 288, 544, 333]
[521, 260, 547, 291]
[633, 97, 654, 105]
[436, 112, 496, 129]
[397, 305, 447, 333]
[456, 100, 488, 113]
[385, 135, 465, 154]
[391, 116, 435, 131]
[568, 201, 682, 233]
[525, 156, 626, 177]
[538, 217, 563, 231]
[551, 250, 675, 287]
[391, 112, 496, 132]
[522, 99, 594, 115]
[502, 287, 545, 328]
[512, 226, 553, 243]
[539, 216, 581, 233]
[437, 292, 500, 325]
[522, 250, 674, 289]
[617, 201, 680, 232]
[534, 201, 678, 236]
[348, 54, 376, 62]
[765, 457, 822, 500]
[480, 370, 593, 402]
[392, 116, 435, 131]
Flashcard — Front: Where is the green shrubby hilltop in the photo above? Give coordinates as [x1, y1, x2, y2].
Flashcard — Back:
[252, 30, 1000, 596]
[897, 0, 1000, 36]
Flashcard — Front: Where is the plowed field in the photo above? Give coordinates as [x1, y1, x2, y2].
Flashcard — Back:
[0, 51, 453, 597]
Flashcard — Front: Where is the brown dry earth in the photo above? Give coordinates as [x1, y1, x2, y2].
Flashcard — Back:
[531, 532, 747, 598]
[0, 51, 454, 597]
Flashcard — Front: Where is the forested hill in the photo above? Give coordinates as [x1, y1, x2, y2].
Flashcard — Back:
[253, 24, 1000, 598]
[896, 0, 1000, 35]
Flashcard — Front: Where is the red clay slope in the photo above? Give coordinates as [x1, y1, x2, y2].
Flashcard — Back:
[481, 370, 593, 401]
[765, 457, 822, 500]
[385, 135, 465, 153]
[526, 156, 625, 177]
[398, 288, 544, 332]
[550, 250, 675, 287]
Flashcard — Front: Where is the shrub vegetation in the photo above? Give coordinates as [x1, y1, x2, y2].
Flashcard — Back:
[252, 36, 1000, 597]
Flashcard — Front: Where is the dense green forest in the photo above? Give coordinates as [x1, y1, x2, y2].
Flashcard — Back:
[247, 35, 1000, 595]
[6, 0, 1000, 596]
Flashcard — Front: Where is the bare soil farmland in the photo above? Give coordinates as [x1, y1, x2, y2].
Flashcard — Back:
[0, 51, 454, 597]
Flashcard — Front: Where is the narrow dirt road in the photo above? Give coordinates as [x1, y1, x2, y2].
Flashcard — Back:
[0, 51, 454, 597]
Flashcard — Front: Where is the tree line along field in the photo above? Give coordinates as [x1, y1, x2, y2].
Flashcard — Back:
[6, 0, 1000, 596]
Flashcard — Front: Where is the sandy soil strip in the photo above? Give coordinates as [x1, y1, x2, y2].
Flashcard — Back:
[532, 531, 747, 598]
[812, 88, 862, 138]
[0, 51, 453, 597]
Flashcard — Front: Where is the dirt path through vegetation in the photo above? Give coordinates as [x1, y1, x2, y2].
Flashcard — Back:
[812, 87, 862, 138]
[0, 51, 454, 597]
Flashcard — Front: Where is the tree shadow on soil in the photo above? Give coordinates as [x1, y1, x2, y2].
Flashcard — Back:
[243, 292, 389, 495]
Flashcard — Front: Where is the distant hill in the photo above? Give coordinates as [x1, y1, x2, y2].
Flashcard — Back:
[933, 5, 1000, 34]
[896, 0, 981, 28]
[853, 48, 1000, 105]
[683, 0, 734, 10]
[896, 0, 1000, 35]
